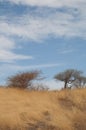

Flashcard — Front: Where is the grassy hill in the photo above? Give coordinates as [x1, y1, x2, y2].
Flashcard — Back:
[0, 88, 86, 130]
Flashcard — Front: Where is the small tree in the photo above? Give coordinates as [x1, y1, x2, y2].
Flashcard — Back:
[73, 76, 86, 88]
[54, 69, 82, 89]
[7, 71, 41, 89]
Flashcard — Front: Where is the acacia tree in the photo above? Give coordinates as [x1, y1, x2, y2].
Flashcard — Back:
[7, 71, 41, 89]
[54, 69, 82, 89]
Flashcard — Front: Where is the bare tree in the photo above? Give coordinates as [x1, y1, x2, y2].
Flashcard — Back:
[54, 69, 82, 89]
[7, 71, 41, 89]
[73, 76, 86, 88]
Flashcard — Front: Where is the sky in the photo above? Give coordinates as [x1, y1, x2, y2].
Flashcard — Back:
[0, 0, 86, 89]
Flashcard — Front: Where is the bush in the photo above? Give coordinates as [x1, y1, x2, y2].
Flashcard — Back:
[7, 71, 41, 89]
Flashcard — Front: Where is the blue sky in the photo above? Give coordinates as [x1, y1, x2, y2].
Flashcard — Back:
[0, 0, 86, 89]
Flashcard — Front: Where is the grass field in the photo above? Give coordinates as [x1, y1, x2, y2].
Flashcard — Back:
[0, 87, 86, 130]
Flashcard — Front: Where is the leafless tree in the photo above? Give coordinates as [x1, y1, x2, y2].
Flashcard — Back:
[73, 76, 86, 88]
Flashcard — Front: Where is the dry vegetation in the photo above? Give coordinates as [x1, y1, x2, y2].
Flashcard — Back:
[0, 88, 86, 130]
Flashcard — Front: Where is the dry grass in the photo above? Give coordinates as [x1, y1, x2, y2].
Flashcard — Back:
[0, 88, 86, 130]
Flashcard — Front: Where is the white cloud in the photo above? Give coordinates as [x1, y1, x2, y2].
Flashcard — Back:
[0, 50, 33, 62]
[0, 36, 15, 51]
[4, 0, 85, 8]
[0, 36, 33, 62]
[0, 9, 86, 42]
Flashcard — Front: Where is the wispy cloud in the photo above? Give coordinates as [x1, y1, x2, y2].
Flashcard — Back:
[7, 63, 63, 70]
[0, 36, 33, 62]
[0, 35, 15, 50]
[0, 50, 33, 62]
[0, 63, 64, 77]
[0, 9, 86, 42]
[0, 1, 85, 62]
[3, 0, 85, 8]
[58, 49, 76, 54]
[0, 0, 86, 43]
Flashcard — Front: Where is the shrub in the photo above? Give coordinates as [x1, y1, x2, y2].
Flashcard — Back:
[7, 71, 41, 89]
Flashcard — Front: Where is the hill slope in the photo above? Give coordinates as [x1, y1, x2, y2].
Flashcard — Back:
[0, 88, 86, 130]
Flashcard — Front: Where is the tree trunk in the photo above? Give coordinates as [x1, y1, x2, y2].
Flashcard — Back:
[64, 81, 67, 89]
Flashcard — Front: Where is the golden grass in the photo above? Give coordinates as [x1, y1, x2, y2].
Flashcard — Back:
[0, 88, 86, 130]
